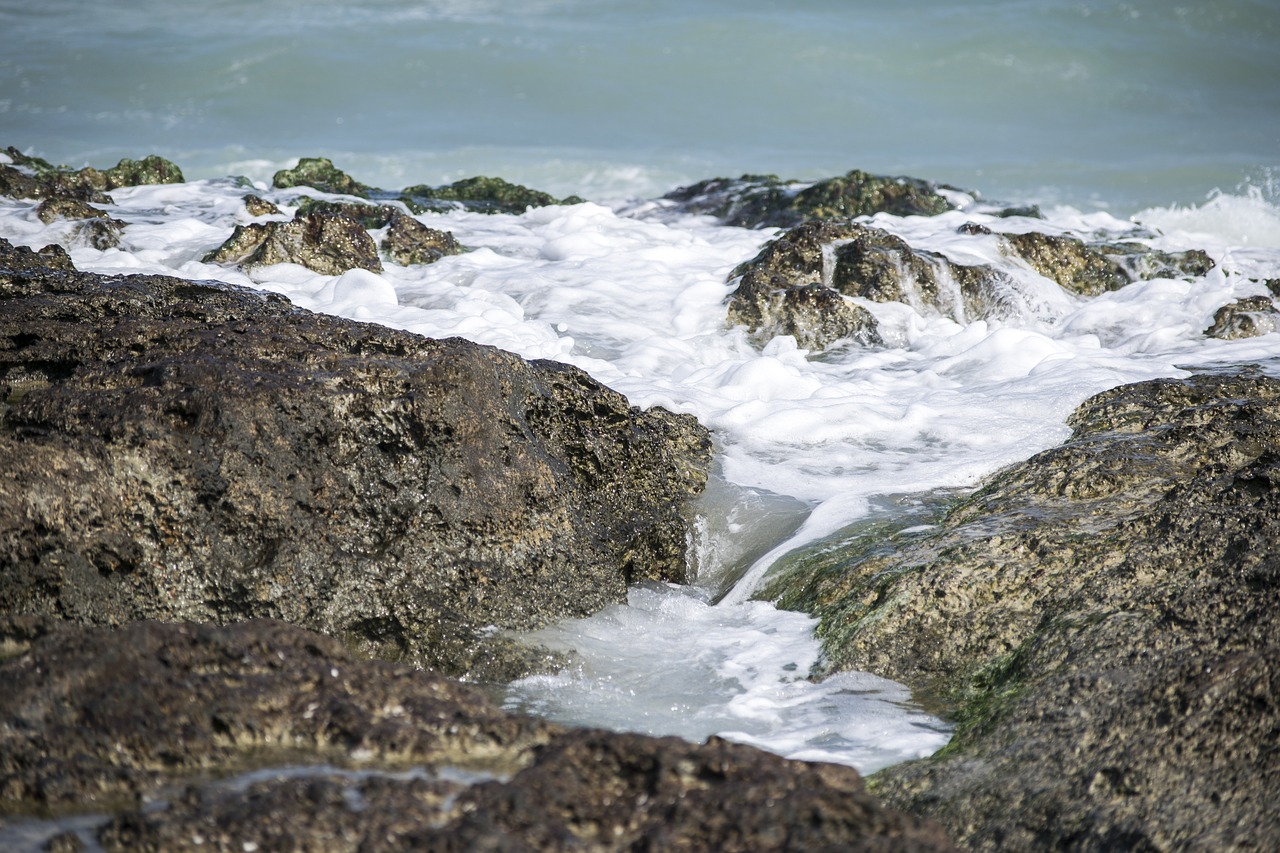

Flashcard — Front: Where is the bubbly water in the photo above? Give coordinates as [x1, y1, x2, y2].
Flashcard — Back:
[3, 0, 1280, 774]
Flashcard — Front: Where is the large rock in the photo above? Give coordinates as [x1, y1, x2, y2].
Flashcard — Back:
[0, 618, 956, 852]
[760, 370, 1280, 850]
[1, 147, 183, 202]
[400, 175, 585, 215]
[999, 230, 1214, 297]
[664, 170, 958, 229]
[202, 209, 384, 274]
[0, 239, 711, 677]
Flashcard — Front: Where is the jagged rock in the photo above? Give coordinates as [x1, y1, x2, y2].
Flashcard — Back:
[0, 618, 956, 852]
[98, 155, 184, 189]
[1001, 231, 1214, 296]
[34, 198, 128, 250]
[0, 148, 182, 203]
[243, 194, 281, 217]
[0, 240, 712, 677]
[1205, 294, 1279, 339]
[760, 370, 1280, 850]
[272, 157, 370, 197]
[400, 175, 584, 215]
[663, 169, 958, 229]
[291, 198, 464, 265]
[203, 209, 382, 274]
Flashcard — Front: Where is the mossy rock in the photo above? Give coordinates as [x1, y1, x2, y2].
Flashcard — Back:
[400, 176, 584, 215]
[272, 157, 371, 197]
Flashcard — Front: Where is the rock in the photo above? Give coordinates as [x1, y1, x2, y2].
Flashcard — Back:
[35, 198, 128, 250]
[400, 175, 585, 215]
[0, 148, 182, 203]
[1205, 294, 1279, 339]
[291, 198, 465, 265]
[0, 240, 712, 677]
[203, 209, 383, 274]
[0, 618, 956, 852]
[760, 369, 1280, 850]
[243, 194, 282, 217]
[663, 169, 958, 229]
[1001, 232, 1214, 297]
[98, 154, 184, 190]
[272, 157, 370, 197]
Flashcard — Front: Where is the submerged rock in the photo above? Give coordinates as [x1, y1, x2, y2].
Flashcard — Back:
[760, 370, 1280, 850]
[292, 198, 465, 266]
[663, 169, 958, 229]
[34, 198, 127, 250]
[0, 618, 956, 852]
[400, 175, 585, 215]
[1001, 231, 1214, 296]
[0, 239, 711, 677]
[203, 209, 383, 275]
[1205, 294, 1279, 339]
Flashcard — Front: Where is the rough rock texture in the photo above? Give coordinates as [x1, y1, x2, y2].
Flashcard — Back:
[202, 209, 383, 275]
[292, 198, 465, 266]
[664, 170, 958, 229]
[1, 147, 183, 202]
[1205, 294, 1279, 339]
[0, 238, 711, 677]
[728, 221, 1216, 350]
[0, 619, 956, 852]
[761, 370, 1280, 850]
[400, 175, 584, 215]
[242, 194, 281, 217]
[272, 157, 371, 197]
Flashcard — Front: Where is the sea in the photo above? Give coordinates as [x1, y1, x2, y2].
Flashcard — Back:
[3, 0, 1280, 775]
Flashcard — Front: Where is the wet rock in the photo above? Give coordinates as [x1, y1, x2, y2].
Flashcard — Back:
[34, 198, 128, 250]
[292, 198, 464, 266]
[0, 240, 712, 676]
[663, 169, 958, 229]
[761, 370, 1280, 850]
[272, 156, 371, 197]
[243, 194, 281, 217]
[203, 209, 383, 274]
[0, 148, 183, 203]
[1205, 294, 1279, 339]
[0, 619, 955, 852]
[1001, 231, 1214, 296]
[400, 175, 585, 215]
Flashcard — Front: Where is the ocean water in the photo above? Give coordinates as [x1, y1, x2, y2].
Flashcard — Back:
[3, 0, 1280, 775]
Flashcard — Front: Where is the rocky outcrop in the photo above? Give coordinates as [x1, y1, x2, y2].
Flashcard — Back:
[0, 618, 956, 852]
[0, 239, 711, 678]
[400, 175, 585, 215]
[663, 170, 958, 229]
[272, 156, 371, 197]
[202, 209, 383, 274]
[760, 370, 1280, 850]
[1, 147, 183, 202]
[728, 221, 1216, 350]
[1205, 294, 1279, 339]
[292, 198, 465, 266]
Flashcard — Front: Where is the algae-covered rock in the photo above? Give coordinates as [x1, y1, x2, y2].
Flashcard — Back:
[0, 240, 712, 677]
[1205, 294, 1279, 340]
[243, 194, 282, 217]
[291, 198, 464, 265]
[272, 156, 370, 197]
[203, 209, 382, 274]
[99, 154, 184, 189]
[400, 175, 584, 215]
[664, 169, 958, 229]
[0, 618, 955, 852]
[1001, 231, 1215, 296]
[761, 370, 1280, 850]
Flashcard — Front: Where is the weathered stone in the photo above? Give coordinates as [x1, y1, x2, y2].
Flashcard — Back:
[1205, 294, 1279, 340]
[243, 194, 281, 217]
[663, 170, 957, 229]
[1001, 231, 1215, 296]
[382, 211, 463, 266]
[203, 210, 382, 275]
[0, 148, 182, 204]
[98, 155, 184, 190]
[34, 198, 112, 225]
[0, 619, 956, 852]
[0, 240, 712, 677]
[760, 370, 1280, 850]
[400, 175, 584, 215]
[272, 157, 370, 197]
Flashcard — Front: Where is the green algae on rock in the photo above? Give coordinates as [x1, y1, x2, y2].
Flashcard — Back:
[0, 147, 183, 202]
[203, 209, 384, 274]
[400, 175, 585, 215]
[757, 370, 1280, 851]
[272, 156, 371, 197]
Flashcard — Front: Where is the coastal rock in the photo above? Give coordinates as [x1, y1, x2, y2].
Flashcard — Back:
[400, 175, 585, 215]
[242, 194, 281, 217]
[0, 148, 183, 202]
[663, 169, 958, 229]
[0, 239, 712, 677]
[1205, 294, 1279, 339]
[0, 618, 956, 852]
[1001, 231, 1214, 296]
[292, 198, 465, 265]
[202, 209, 383, 275]
[760, 370, 1280, 850]
[272, 156, 371, 197]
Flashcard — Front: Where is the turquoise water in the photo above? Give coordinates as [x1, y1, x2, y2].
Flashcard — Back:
[3, 0, 1277, 212]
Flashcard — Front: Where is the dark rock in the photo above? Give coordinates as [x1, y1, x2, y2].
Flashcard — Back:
[203, 210, 383, 275]
[243, 194, 282, 217]
[1001, 231, 1214, 297]
[272, 157, 370, 197]
[761, 370, 1280, 850]
[0, 148, 182, 203]
[98, 155, 184, 190]
[1205, 295, 1279, 340]
[0, 618, 955, 852]
[0, 240, 712, 676]
[34, 199, 128, 250]
[400, 175, 585, 215]
[290, 198, 464, 266]
[663, 170, 958, 229]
